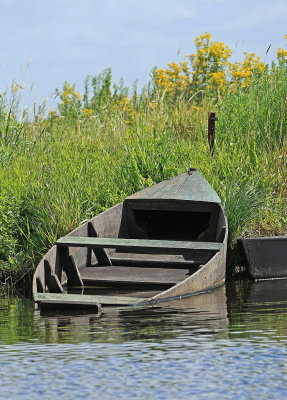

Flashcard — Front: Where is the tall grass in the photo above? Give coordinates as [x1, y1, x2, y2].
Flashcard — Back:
[0, 63, 287, 289]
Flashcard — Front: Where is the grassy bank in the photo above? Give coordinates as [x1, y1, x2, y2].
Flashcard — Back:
[1, 34, 287, 290]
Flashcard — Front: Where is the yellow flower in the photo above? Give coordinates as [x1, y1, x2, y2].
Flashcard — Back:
[48, 109, 57, 118]
[154, 60, 191, 97]
[229, 52, 265, 87]
[81, 108, 94, 117]
[277, 48, 287, 64]
[189, 32, 232, 93]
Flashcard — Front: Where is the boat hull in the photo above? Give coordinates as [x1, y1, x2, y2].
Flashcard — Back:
[33, 171, 228, 308]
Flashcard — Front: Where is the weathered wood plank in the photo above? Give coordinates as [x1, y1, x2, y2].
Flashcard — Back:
[44, 260, 64, 293]
[126, 170, 221, 203]
[34, 292, 145, 306]
[57, 247, 83, 287]
[56, 237, 222, 253]
[88, 222, 112, 266]
[36, 277, 45, 293]
[80, 265, 193, 286]
[110, 253, 195, 268]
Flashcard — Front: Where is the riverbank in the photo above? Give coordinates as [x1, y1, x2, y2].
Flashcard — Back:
[1, 35, 286, 290]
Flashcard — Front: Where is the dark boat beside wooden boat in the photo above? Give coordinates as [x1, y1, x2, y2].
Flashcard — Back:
[238, 236, 287, 279]
[33, 168, 228, 310]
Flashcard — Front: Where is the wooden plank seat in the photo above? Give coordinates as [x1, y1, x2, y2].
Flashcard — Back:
[109, 252, 197, 268]
[56, 237, 223, 254]
[34, 292, 144, 309]
[80, 265, 194, 287]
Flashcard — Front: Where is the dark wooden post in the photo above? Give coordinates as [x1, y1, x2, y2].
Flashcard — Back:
[208, 112, 218, 155]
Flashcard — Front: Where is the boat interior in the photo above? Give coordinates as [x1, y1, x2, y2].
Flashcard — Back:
[35, 199, 227, 299]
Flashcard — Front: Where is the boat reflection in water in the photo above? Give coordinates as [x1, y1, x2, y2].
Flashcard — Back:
[34, 286, 228, 344]
[34, 278, 287, 344]
[227, 278, 287, 341]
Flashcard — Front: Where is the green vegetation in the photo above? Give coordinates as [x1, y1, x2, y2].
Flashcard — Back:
[0, 33, 287, 289]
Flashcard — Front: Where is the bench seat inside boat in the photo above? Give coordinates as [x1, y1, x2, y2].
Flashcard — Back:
[56, 237, 223, 254]
[109, 252, 196, 267]
[79, 265, 193, 287]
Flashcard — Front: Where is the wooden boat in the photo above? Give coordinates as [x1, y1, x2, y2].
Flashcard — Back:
[33, 168, 228, 310]
[238, 236, 287, 279]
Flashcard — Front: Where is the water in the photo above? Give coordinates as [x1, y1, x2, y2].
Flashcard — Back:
[1, 280, 287, 399]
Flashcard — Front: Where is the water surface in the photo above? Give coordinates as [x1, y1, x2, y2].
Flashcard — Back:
[1, 280, 287, 399]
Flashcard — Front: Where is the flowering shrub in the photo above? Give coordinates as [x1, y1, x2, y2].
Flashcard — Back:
[153, 33, 268, 100]
[190, 33, 232, 93]
[55, 33, 287, 118]
[153, 61, 191, 99]
[112, 95, 138, 123]
[81, 108, 94, 118]
[57, 82, 82, 118]
[277, 35, 287, 65]
[228, 53, 265, 87]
